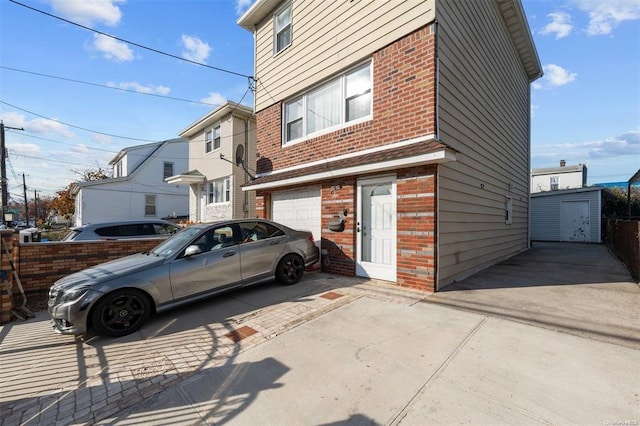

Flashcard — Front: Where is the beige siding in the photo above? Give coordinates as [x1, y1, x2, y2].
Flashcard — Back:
[253, 0, 435, 112]
[436, 0, 531, 288]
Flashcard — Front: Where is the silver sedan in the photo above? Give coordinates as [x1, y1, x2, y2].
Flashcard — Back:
[48, 219, 320, 337]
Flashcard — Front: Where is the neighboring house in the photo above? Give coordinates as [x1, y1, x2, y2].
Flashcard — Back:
[531, 187, 603, 243]
[73, 138, 189, 226]
[166, 102, 256, 223]
[531, 160, 588, 193]
[238, 0, 542, 291]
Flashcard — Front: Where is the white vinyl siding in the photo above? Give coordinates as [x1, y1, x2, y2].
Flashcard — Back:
[283, 62, 371, 144]
[253, 1, 435, 112]
[436, 0, 532, 289]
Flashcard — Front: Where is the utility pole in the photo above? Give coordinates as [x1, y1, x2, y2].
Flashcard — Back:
[0, 120, 24, 225]
[23, 173, 28, 228]
[34, 189, 38, 225]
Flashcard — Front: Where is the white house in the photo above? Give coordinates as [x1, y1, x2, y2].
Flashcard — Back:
[72, 138, 189, 226]
[531, 160, 587, 193]
[166, 102, 256, 223]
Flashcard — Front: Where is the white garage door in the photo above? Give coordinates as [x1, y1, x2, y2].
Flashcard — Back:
[272, 188, 321, 244]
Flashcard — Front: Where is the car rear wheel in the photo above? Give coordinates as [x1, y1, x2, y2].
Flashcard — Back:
[91, 289, 150, 337]
[276, 254, 304, 285]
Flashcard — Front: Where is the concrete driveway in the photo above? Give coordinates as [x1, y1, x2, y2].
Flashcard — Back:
[1, 242, 638, 425]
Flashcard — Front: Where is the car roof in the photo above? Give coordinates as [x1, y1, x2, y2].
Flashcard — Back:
[72, 219, 179, 230]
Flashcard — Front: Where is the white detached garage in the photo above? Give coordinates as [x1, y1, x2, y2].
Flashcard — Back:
[531, 187, 603, 243]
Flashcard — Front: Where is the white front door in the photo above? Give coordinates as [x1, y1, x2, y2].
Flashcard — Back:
[356, 176, 396, 281]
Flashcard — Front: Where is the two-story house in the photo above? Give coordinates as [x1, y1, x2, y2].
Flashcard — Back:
[238, 0, 542, 291]
[72, 138, 189, 226]
[166, 102, 257, 222]
[531, 160, 588, 193]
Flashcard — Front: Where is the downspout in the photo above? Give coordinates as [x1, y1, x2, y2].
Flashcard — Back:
[434, 19, 441, 291]
[244, 117, 250, 218]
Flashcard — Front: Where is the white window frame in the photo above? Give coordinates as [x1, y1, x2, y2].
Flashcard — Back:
[274, 2, 292, 55]
[204, 125, 221, 154]
[145, 194, 156, 216]
[282, 61, 372, 146]
[550, 176, 559, 191]
[207, 176, 232, 204]
[163, 161, 174, 179]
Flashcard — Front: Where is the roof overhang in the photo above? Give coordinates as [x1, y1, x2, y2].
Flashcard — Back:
[237, 0, 282, 31]
[165, 170, 206, 185]
[242, 136, 456, 192]
[179, 102, 253, 138]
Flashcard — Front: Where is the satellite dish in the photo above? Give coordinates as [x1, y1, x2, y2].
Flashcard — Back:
[235, 144, 245, 165]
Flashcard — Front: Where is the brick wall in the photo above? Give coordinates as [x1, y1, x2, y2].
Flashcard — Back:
[321, 180, 357, 276]
[255, 24, 436, 174]
[15, 239, 161, 300]
[0, 231, 14, 324]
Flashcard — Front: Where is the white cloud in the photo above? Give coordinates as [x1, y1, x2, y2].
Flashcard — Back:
[540, 12, 573, 39]
[534, 64, 577, 89]
[107, 81, 170, 95]
[0, 112, 74, 138]
[533, 129, 640, 162]
[236, 0, 254, 16]
[181, 35, 211, 63]
[91, 34, 134, 62]
[7, 143, 43, 157]
[70, 144, 90, 154]
[50, 0, 125, 27]
[92, 134, 113, 144]
[200, 92, 226, 106]
[573, 0, 640, 35]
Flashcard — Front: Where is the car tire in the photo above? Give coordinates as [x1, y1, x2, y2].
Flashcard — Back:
[276, 253, 304, 285]
[91, 289, 151, 337]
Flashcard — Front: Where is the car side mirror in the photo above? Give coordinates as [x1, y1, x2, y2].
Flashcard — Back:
[184, 245, 202, 257]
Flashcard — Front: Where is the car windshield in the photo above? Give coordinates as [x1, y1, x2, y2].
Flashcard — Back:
[150, 226, 204, 257]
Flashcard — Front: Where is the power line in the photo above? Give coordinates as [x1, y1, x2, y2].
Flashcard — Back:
[0, 66, 223, 107]
[0, 100, 159, 142]
[8, 0, 254, 81]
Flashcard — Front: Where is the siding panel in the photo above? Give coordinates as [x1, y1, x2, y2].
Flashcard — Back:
[437, 0, 532, 288]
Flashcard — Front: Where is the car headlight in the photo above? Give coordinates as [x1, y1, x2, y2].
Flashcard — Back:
[59, 285, 92, 303]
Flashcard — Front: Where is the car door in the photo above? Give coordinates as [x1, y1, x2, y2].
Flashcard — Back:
[236, 221, 287, 282]
[169, 225, 241, 301]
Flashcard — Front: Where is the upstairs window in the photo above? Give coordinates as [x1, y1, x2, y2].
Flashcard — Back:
[274, 3, 292, 54]
[163, 162, 174, 179]
[550, 176, 559, 191]
[283, 62, 372, 145]
[204, 125, 221, 153]
[145, 195, 156, 216]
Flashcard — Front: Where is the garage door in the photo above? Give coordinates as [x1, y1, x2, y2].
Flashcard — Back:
[272, 188, 321, 244]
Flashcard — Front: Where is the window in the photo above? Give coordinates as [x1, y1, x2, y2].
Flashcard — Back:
[145, 195, 156, 216]
[550, 176, 559, 191]
[239, 221, 284, 243]
[283, 62, 372, 144]
[205, 125, 221, 153]
[207, 177, 231, 204]
[274, 3, 292, 54]
[192, 225, 235, 253]
[163, 162, 174, 179]
[115, 161, 123, 178]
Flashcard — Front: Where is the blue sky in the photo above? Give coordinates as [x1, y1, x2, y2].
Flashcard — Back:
[0, 0, 638, 199]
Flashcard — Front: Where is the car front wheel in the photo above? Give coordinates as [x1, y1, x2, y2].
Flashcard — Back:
[91, 289, 151, 337]
[276, 254, 304, 285]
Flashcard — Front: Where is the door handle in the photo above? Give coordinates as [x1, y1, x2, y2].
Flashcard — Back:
[270, 240, 280, 245]
[223, 251, 236, 257]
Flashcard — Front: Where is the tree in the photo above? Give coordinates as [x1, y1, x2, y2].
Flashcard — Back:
[602, 186, 640, 218]
[51, 183, 76, 217]
[71, 166, 111, 182]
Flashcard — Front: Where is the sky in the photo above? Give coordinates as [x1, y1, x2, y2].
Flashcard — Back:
[0, 0, 638, 201]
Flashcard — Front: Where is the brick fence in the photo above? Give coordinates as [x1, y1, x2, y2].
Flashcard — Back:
[0, 232, 160, 324]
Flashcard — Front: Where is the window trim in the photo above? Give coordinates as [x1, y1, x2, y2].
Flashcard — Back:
[145, 194, 157, 217]
[282, 61, 372, 146]
[206, 176, 232, 205]
[204, 124, 221, 154]
[273, 2, 292, 55]
[163, 161, 174, 179]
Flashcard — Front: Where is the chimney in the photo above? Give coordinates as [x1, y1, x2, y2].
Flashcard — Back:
[560, 160, 566, 167]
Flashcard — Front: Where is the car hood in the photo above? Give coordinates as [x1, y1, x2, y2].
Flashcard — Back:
[52, 253, 166, 290]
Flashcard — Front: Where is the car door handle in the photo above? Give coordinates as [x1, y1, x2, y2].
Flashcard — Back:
[223, 251, 236, 257]
[270, 240, 280, 245]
